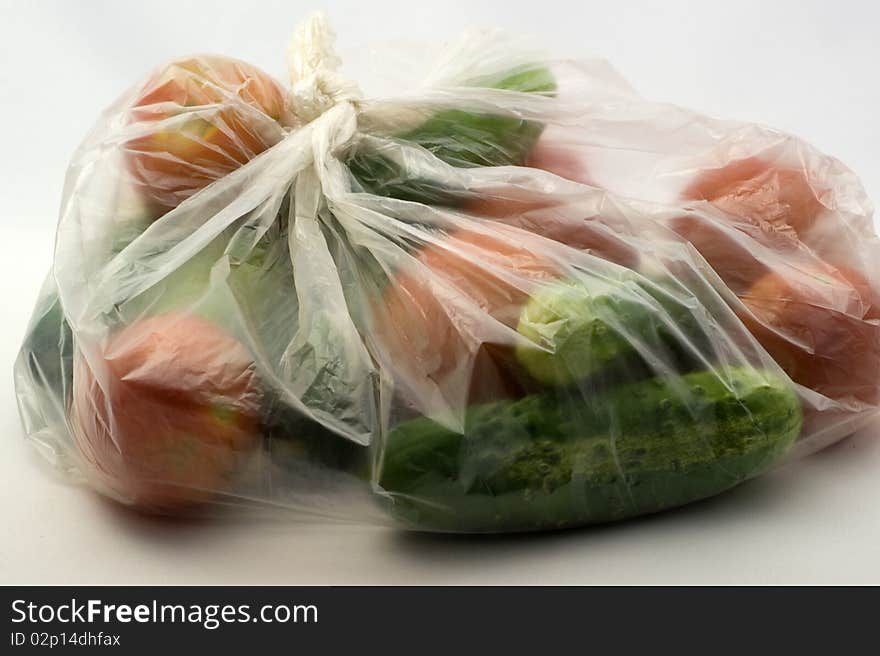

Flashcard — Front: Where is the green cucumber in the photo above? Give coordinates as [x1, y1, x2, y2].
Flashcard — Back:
[379, 367, 802, 532]
[516, 274, 712, 386]
[394, 65, 556, 170]
[347, 64, 556, 205]
[18, 279, 73, 399]
[262, 390, 369, 477]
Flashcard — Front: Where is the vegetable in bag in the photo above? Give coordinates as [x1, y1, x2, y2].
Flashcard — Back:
[381, 367, 801, 531]
[125, 55, 292, 214]
[13, 12, 880, 532]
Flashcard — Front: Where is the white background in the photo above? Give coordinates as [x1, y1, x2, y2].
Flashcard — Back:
[1, 0, 879, 584]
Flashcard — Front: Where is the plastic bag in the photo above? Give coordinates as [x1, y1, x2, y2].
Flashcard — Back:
[15, 13, 880, 532]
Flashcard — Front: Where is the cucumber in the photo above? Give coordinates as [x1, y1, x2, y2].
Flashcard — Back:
[262, 390, 369, 477]
[393, 65, 556, 170]
[18, 279, 73, 399]
[516, 274, 712, 386]
[379, 367, 802, 532]
[347, 65, 556, 205]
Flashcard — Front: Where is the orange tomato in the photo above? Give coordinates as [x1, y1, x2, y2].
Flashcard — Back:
[682, 156, 826, 237]
[70, 312, 262, 511]
[375, 228, 561, 404]
[125, 56, 290, 212]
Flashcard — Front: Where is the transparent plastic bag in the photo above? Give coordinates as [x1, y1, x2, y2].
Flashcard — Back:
[15, 13, 880, 532]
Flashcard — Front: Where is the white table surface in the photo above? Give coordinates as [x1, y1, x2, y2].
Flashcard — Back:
[2, 0, 879, 585]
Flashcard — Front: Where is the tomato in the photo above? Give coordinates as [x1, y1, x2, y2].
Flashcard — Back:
[666, 214, 774, 291]
[737, 267, 880, 405]
[831, 264, 880, 320]
[374, 228, 561, 405]
[465, 195, 640, 269]
[682, 156, 826, 237]
[125, 56, 291, 212]
[70, 312, 262, 511]
[465, 193, 554, 220]
[525, 136, 593, 185]
[670, 187, 880, 410]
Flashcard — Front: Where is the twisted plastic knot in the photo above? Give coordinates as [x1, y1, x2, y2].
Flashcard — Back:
[287, 12, 362, 124]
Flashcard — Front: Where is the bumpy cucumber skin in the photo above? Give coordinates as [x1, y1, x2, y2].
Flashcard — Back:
[379, 367, 802, 532]
[347, 65, 556, 205]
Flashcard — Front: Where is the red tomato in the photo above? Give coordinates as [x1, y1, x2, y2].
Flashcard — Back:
[670, 191, 880, 411]
[682, 156, 827, 237]
[737, 268, 880, 405]
[375, 228, 561, 404]
[70, 312, 262, 511]
[831, 264, 880, 320]
[125, 56, 291, 212]
[466, 196, 639, 269]
[465, 193, 554, 220]
[525, 137, 593, 185]
[666, 214, 779, 292]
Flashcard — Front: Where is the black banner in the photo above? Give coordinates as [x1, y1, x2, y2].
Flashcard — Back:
[0, 586, 872, 652]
